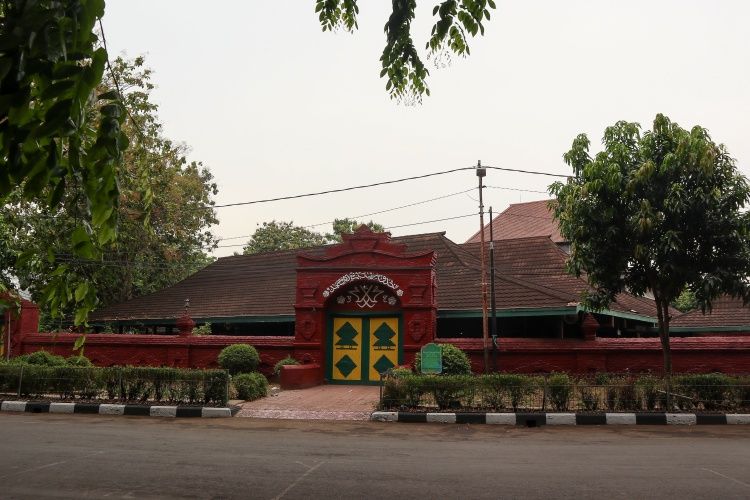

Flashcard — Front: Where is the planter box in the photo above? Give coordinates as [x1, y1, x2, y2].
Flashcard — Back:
[280, 364, 323, 390]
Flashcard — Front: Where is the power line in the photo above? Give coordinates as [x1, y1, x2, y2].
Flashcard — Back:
[384, 212, 477, 230]
[212, 167, 475, 208]
[485, 185, 548, 194]
[486, 166, 569, 179]
[303, 187, 476, 229]
[211, 165, 568, 209]
[215, 186, 475, 242]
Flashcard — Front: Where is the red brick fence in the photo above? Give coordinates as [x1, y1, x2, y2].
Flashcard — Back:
[5, 299, 750, 376]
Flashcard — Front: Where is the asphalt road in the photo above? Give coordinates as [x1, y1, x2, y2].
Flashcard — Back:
[0, 414, 748, 499]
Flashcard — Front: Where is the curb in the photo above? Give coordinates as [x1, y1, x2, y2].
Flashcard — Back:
[371, 411, 750, 426]
[0, 400, 239, 418]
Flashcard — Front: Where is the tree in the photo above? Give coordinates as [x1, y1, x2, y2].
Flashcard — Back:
[243, 218, 384, 254]
[326, 218, 384, 242]
[0, 1, 127, 317]
[550, 114, 750, 377]
[243, 221, 329, 254]
[315, 0, 497, 102]
[3, 56, 217, 325]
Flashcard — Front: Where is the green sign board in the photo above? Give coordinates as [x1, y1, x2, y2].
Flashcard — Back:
[420, 343, 442, 374]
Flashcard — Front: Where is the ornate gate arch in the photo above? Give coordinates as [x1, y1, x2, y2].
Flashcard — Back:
[294, 227, 436, 383]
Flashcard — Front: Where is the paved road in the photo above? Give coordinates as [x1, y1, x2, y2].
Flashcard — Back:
[0, 414, 748, 499]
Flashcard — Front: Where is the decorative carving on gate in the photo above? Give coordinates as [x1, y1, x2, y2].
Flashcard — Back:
[333, 284, 399, 309]
[322, 272, 403, 298]
[408, 314, 427, 343]
[297, 313, 317, 340]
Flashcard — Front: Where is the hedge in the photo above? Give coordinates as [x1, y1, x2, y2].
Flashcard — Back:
[0, 365, 229, 406]
[381, 372, 750, 412]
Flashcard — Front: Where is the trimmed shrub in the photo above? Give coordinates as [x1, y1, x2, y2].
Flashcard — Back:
[427, 374, 475, 409]
[578, 385, 600, 411]
[66, 355, 93, 367]
[547, 373, 573, 411]
[12, 351, 67, 367]
[234, 372, 268, 401]
[480, 374, 537, 411]
[218, 344, 260, 375]
[413, 343, 471, 375]
[635, 375, 664, 410]
[382, 372, 428, 408]
[273, 356, 300, 376]
[676, 373, 732, 411]
[0, 365, 229, 405]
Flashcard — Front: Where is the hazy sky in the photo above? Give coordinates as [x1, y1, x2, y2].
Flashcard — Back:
[103, 1, 750, 257]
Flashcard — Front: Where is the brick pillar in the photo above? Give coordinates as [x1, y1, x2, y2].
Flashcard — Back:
[581, 313, 599, 341]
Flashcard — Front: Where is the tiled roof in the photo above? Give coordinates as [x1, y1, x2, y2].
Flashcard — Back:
[466, 199, 565, 244]
[91, 232, 662, 322]
[672, 296, 750, 328]
[461, 237, 668, 320]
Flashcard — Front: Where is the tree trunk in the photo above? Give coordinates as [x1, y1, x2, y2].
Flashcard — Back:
[655, 298, 672, 408]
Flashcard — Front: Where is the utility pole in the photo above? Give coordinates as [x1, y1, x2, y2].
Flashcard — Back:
[489, 207, 498, 372]
[476, 161, 489, 373]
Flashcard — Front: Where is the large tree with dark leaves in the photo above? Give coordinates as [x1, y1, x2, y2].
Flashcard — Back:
[3, 56, 217, 327]
[550, 114, 750, 376]
[0, 0, 127, 320]
[315, 0, 496, 102]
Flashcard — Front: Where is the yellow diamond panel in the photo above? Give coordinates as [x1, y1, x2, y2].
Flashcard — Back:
[332, 317, 362, 381]
[369, 317, 399, 381]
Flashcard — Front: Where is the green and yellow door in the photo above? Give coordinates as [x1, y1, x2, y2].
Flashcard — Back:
[328, 315, 401, 384]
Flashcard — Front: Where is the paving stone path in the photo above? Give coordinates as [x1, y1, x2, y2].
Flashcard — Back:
[237, 384, 379, 421]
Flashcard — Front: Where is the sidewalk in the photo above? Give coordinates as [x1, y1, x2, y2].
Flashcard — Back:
[237, 384, 379, 421]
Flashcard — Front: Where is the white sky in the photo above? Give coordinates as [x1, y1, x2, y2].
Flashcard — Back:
[103, 1, 750, 257]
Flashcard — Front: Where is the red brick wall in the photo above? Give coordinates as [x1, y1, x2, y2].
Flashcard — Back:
[439, 337, 750, 374]
[18, 333, 294, 376]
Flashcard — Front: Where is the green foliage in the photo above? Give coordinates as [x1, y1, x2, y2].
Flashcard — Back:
[217, 344, 260, 375]
[675, 373, 733, 411]
[429, 374, 475, 409]
[0, 1, 129, 323]
[0, 365, 228, 405]
[326, 218, 385, 242]
[243, 220, 328, 254]
[547, 373, 573, 411]
[634, 374, 664, 411]
[578, 385, 600, 411]
[66, 355, 93, 367]
[273, 356, 300, 376]
[380, 373, 750, 412]
[233, 372, 268, 401]
[3, 56, 217, 325]
[413, 343, 471, 375]
[551, 114, 750, 375]
[488, 374, 537, 411]
[382, 371, 425, 408]
[192, 323, 212, 336]
[243, 218, 384, 254]
[11, 350, 67, 367]
[673, 290, 698, 313]
[315, 0, 497, 102]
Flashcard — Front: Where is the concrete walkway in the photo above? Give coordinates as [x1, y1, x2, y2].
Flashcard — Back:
[237, 384, 380, 421]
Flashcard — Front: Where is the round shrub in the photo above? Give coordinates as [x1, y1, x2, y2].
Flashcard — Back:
[12, 350, 67, 366]
[273, 356, 300, 376]
[413, 343, 471, 375]
[66, 355, 93, 367]
[233, 372, 268, 401]
[218, 344, 260, 375]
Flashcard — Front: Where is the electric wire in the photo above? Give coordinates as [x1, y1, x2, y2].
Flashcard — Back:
[214, 187, 476, 242]
[210, 165, 568, 209]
